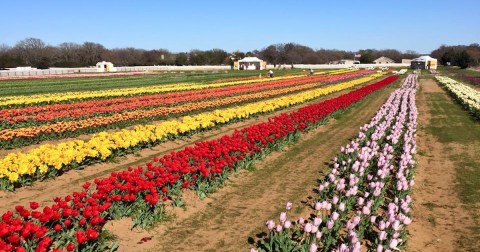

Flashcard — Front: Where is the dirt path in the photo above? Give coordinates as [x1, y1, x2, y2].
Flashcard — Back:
[129, 81, 399, 252]
[407, 78, 480, 252]
[0, 79, 384, 213]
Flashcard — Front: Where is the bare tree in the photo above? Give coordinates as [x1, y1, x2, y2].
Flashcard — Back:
[79, 42, 106, 66]
[56, 42, 82, 67]
[13, 37, 48, 66]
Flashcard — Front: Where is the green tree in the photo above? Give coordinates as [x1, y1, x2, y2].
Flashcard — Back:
[456, 50, 471, 69]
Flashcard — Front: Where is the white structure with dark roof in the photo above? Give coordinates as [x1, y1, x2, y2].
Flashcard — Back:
[373, 56, 395, 64]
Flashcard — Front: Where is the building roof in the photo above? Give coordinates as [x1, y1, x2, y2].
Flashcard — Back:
[238, 57, 263, 62]
[373, 56, 395, 63]
[412, 56, 437, 62]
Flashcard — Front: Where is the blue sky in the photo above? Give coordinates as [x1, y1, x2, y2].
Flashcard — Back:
[1, 0, 479, 54]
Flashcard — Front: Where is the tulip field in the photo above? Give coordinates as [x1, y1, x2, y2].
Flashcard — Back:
[0, 68, 478, 252]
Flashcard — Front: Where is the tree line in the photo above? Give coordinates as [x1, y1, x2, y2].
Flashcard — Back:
[0, 38, 478, 69]
[431, 43, 480, 69]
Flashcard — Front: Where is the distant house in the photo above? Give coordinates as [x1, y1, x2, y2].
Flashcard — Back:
[410, 56, 438, 70]
[234, 57, 267, 70]
[373, 56, 395, 64]
[401, 59, 412, 64]
[96, 61, 117, 72]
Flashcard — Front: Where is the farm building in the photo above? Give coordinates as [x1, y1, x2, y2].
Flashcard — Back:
[96, 61, 117, 72]
[373, 56, 395, 64]
[234, 57, 267, 70]
[402, 59, 412, 64]
[410, 56, 438, 70]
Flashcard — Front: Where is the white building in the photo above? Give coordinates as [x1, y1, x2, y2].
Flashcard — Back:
[96, 61, 117, 72]
[234, 57, 267, 70]
[373, 56, 395, 64]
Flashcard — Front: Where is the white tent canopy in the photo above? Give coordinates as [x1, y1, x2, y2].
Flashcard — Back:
[412, 56, 435, 62]
[238, 57, 263, 63]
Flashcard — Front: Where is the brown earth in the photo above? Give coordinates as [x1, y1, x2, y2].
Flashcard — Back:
[406, 79, 475, 252]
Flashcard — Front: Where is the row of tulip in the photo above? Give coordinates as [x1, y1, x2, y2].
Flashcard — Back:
[435, 75, 480, 119]
[0, 69, 355, 108]
[459, 75, 480, 86]
[0, 73, 393, 190]
[0, 72, 378, 149]
[0, 72, 396, 251]
[0, 71, 371, 128]
[252, 74, 418, 252]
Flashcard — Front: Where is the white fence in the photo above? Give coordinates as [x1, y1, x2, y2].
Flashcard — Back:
[0, 65, 232, 77]
[267, 63, 410, 69]
[0, 63, 411, 77]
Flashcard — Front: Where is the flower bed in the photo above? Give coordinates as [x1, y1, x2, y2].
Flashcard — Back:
[0, 74, 393, 190]
[0, 74, 397, 251]
[435, 75, 480, 119]
[251, 74, 418, 251]
[0, 71, 373, 147]
[0, 69, 357, 108]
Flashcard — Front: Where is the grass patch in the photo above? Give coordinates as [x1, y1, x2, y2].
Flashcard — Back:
[422, 202, 437, 211]
[0, 69, 305, 96]
[424, 92, 480, 144]
[421, 79, 480, 250]
[427, 215, 437, 227]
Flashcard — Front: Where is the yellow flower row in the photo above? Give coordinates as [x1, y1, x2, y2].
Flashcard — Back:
[0, 69, 355, 107]
[0, 72, 384, 184]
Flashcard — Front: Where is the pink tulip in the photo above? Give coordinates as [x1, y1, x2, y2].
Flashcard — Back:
[276, 224, 283, 232]
[285, 202, 292, 210]
[284, 220, 292, 229]
[304, 223, 313, 233]
[309, 243, 318, 252]
[279, 212, 287, 223]
[327, 220, 334, 229]
[266, 220, 275, 230]
[313, 217, 322, 226]
[389, 239, 398, 249]
[316, 231, 322, 239]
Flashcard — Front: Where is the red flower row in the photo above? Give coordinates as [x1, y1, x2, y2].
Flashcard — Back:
[0, 71, 371, 126]
[0, 76, 398, 251]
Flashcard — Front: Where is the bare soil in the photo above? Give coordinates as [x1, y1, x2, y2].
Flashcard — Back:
[407, 79, 477, 252]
